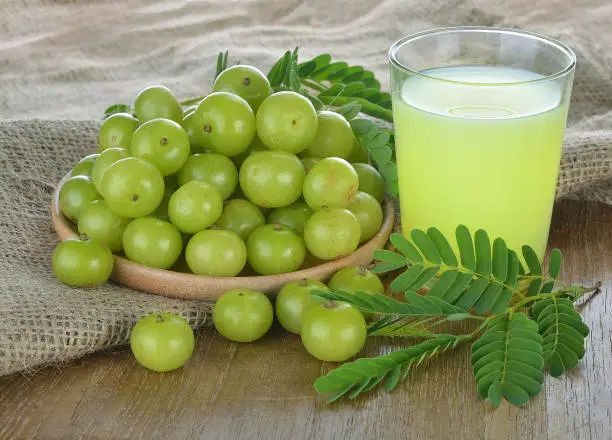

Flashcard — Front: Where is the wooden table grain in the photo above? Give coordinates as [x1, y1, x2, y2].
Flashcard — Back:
[1, 199, 610, 440]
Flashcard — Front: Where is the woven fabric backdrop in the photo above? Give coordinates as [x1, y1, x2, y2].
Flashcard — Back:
[1, 0, 611, 377]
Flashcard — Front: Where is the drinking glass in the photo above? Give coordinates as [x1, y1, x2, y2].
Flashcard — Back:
[388, 27, 576, 260]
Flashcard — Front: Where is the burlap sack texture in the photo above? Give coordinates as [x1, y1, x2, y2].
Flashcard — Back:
[1, 0, 611, 377]
[0, 121, 213, 377]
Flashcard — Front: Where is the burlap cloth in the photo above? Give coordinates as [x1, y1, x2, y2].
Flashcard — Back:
[0, 0, 611, 377]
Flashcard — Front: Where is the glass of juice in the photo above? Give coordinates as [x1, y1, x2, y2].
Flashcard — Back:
[389, 27, 576, 261]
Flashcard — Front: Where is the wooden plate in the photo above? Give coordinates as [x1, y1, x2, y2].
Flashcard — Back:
[51, 173, 395, 300]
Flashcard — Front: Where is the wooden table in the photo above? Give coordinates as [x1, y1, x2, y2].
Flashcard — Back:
[1, 199, 610, 440]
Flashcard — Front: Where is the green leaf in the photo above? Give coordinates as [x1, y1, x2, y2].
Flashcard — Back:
[475, 230, 492, 276]
[487, 381, 502, 406]
[328, 66, 363, 82]
[281, 47, 301, 91]
[372, 249, 406, 269]
[215, 50, 229, 80]
[492, 238, 508, 281]
[405, 292, 465, 314]
[361, 374, 387, 393]
[403, 291, 440, 314]
[505, 250, 520, 288]
[442, 272, 474, 303]
[297, 53, 331, 76]
[371, 262, 404, 274]
[350, 118, 376, 135]
[354, 87, 382, 100]
[370, 146, 392, 164]
[473, 284, 503, 314]
[425, 269, 459, 297]
[368, 319, 436, 338]
[344, 70, 374, 83]
[309, 61, 349, 81]
[319, 83, 345, 97]
[548, 249, 562, 279]
[379, 163, 399, 197]
[491, 288, 513, 314]
[367, 132, 391, 149]
[427, 227, 459, 266]
[289, 65, 302, 91]
[315, 335, 461, 401]
[531, 297, 588, 377]
[411, 230, 442, 264]
[362, 78, 381, 89]
[455, 278, 489, 310]
[447, 313, 478, 321]
[334, 101, 361, 120]
[383, 365, 402, 391]
[526, 279, 543, 297]
[103, 104, 131, 119]
[408, 266, 441, 291]
[456, 225, 476, 271]
[348, 378, 375, 398]
[390, 265, 424, 292]
[471, 313, 545, 407]
[366, 316, 399, 335]
[338, 81, 366, 97]
[522, 245, 542, 275]
[326, 386, 354, 403]
[390, 233, 422, 263]
[267, 50, 291, 87]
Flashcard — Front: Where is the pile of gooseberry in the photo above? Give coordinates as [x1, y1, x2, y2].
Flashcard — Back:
[54, 64, 386, 286]
[51, 64, 389, 370]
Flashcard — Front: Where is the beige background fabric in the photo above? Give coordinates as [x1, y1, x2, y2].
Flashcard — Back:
[0, 0, 611, 376]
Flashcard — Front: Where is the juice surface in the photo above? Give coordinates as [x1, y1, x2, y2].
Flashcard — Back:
[393, 66, 569, 260]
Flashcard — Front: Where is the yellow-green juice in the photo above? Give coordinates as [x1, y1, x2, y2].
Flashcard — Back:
[393, 66, 570, 259]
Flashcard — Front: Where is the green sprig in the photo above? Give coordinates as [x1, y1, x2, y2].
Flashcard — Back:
[110, 48, 399, 198]
[314, 225, 598, 407]
[315, 334, 466, 402]
[215, 50, 229, 80]
[349, 118, 398, 197]
[296, 53, 392, 115]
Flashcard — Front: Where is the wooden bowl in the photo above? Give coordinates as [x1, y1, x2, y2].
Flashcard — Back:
[51, 173, 395, 300]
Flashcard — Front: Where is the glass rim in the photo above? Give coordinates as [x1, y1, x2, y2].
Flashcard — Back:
[388, 26, 577, 86]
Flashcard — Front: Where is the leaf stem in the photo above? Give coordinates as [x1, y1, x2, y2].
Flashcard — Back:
[580, 281, 602, 295]
[575, 281, 603, 310]
[512, 287, 575, 310]
[519, 274, 570, 290]
[180, 95, 207, 107]
[317, 96, 394, 122]
[300, 79, 327, 92]
[466, 316, 495, 339]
